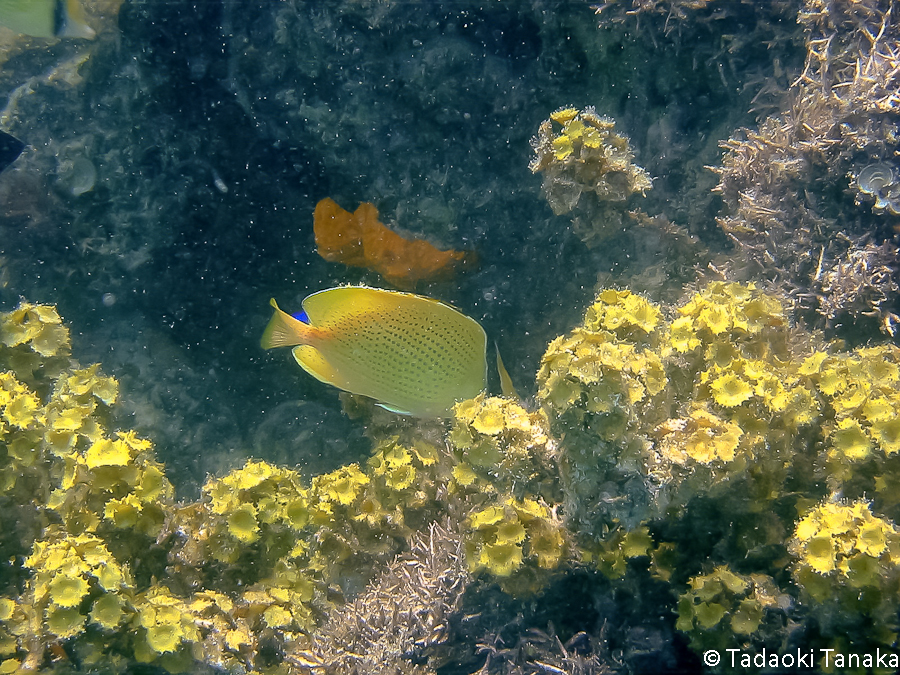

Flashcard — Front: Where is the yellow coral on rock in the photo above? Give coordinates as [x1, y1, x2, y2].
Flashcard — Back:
[530, 106, 652, 216]
[450, 394, 558, 501]
[465, 497, 567, 584]
[676, 566, 781, 651]
[791, 500, 900, 583]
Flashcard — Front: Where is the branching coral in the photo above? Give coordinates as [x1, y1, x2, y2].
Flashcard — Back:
[286, 520, 468, 675]
[712, 0, 900, 329]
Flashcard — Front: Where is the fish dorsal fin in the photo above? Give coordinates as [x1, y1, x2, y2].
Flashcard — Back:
[495, 343, 520, 400]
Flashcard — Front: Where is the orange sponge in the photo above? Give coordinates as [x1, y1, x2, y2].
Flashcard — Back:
[313, 198, 474, 289]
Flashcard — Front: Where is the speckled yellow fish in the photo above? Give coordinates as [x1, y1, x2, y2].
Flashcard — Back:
[0, 0, 94, 38]
[261, 286, 487, 418]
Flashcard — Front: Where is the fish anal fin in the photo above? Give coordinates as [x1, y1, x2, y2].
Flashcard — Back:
[292, 345, 343, 388]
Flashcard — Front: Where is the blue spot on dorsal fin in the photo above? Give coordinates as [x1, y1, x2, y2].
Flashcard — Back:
[292, 310, 310, 324]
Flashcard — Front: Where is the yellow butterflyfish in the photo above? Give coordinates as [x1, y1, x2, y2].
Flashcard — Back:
[261, 286, 487, 418]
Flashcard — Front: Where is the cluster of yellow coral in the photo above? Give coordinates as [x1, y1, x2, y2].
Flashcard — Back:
[800, 346, 900, 461]
[449, 394, 557, 501]
[537, 289, 666, 426]
[791, 501, 900, 590]
[536, 281, 900, 654]
[465, 497, 566, 594]
[675, 566, 782, 652]
[530, 107, 652, 218]
[25, 532, 131, 637]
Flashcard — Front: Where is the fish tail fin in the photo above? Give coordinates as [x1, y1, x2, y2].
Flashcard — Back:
[495, 342, 520, 400]
[60, 0, 96, 39]
[261, 298, 315, 349]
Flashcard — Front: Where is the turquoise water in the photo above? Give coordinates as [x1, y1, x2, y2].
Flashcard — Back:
[1, 1, 898, 673]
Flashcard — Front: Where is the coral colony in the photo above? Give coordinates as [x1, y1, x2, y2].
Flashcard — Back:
[6, 270, 900, 672]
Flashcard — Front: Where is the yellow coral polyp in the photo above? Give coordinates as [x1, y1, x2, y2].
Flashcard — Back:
[623, 294, 662, 333]
[145, 622, 181, 654]
[227, 504, 259, 544]
[468, 505, 506, 530]
[89, 594, 124, 630]
[45, 606, 84, 638]
[799, 351, 829, 376]
[549, 107, 579, 124]
[410, 440, 439, 466]
[385, 463, 416, 491]
[804, 536, 837, 574]
[857, 520, 889, 558]
[495, 519, 527, 545]
[528, 521, 565, 569]
[551, 135, 573, 160]
[871, 417, 900, 454]
[50, 403, 94, 432]
[452, 463, 478, 487]
[263, 605, 293, 628]
[668, 317, 700, 353]
[479, 542, 523, 577]
[862, 397, 896, 423]
[830, 419, 872, 461]
[3, 392, 42, 429]
[697, 305, 731, 334]
[284, 498, 310, 529]
[48, 573, 90, 608]
[472, 400, 507, 435]
[84, 438, 131, 469]
[226, 459, 278, 491]
[104, 496, 140, 528]
[817, 366, 846, 396]
[710, 373, 753, 407]
[317, 464, 369, 505]
[30, 324, 70, 357]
